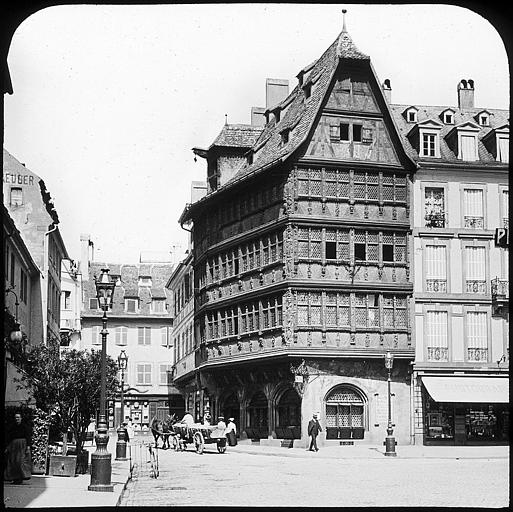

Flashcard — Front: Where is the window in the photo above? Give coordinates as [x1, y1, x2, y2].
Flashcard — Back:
[152, 299, 166, 314]
[421, 133, 437, 157]
[89, 298, 98, 310]
[161, 326, 171, 347]
[340, 123, 350, 141]
[460, 135, 478, 161]
[498, 136, 509, 163]
[501, 189, 509, 228]
[478, 113, 489, 126]
[326, 387, 365, 433]
[426, 311, 448, 361]
[125, 298, 139, 313]
[330, 125, 340, 141]
[443, 112, 454, 124]
[10, 187, 23, 206]
[353, 124, 362, 142]
[20, 269, 28, 303]
[465, 246, 486, 294]
[425, 187, 445, 227]
[463, 188, 484, 228]
[63, 290, 71, 310]
[138, 326, 152, 345]
[406, 109, 417, 123]
[281, 130, 289, 144]
[138, 276, 152, 287]
[115, 326, 128, 345]
[10, 256, 15, 287]
[91, 326, 101, 345]
[425, 245, 447, 293]
[466, 312, 488, 362]
[159, 364, 173, 385]
[136, 363, 152, 385]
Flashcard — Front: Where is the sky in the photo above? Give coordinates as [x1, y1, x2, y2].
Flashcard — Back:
[3, 3, 509, 264]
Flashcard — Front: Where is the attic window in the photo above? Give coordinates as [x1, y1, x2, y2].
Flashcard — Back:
[443, 112, 454, 124]
[478, 113, 489, 126]
[406, 109, 418, 123]
[304, 83, 312, 99]
[281, 130, 289, 145]
[274, 110, 281, 123]
[247, 152, 253, 165]
[138, 276, 152, 287]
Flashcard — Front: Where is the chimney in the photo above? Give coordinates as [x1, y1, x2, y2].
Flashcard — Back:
[457, 79, 474, 109]
[80, 233, 93, 280]
[266, 78, 289, 110]
[251, 107, 266, 127]
[382, 79, 392, 103]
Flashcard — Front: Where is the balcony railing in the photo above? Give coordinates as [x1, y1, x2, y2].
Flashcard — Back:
[425, 279, 447, 293]
[467, 348, 488, 362]
[427, 347, 449, 361]
[425, 212, 446, 228]
[464, 216, 484, 229]
[503, 218, 509, 229]
[465, 280, 486, 294]
[491, 278, 509, 300]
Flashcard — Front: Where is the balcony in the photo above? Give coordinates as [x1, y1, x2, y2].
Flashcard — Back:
[465, 280, 486, 294]
[463, 216, 484, 229]
[491, 278, 509, 314]
[427, 347, 449, 362]
[425, 279, 447, 293]
[467, 348, 488, 362]
[425, 212, 446, 228]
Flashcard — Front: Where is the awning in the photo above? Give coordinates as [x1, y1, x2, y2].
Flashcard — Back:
[422, 376, 509, 404]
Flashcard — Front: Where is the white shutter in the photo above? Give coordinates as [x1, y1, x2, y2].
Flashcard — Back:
[426, 311, 448, 348]
[464, 189, 483, 217]
[466, 247, 485, 280]
[461, 135, 477, 161]
[467, 312, 487, 349]
[425, 245, 446, 279]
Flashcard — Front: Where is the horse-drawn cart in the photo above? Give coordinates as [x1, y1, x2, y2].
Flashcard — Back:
[171, 423, 227, 454]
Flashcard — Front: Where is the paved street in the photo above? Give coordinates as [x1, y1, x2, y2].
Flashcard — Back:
[120, 445, 509, 508]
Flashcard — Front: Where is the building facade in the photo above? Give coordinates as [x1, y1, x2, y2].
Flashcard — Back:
[79, 235, 180, 430]
[389, 83, 509, 445]
[59, 259, 82, 350]
[3, 148, 69, 349]
[179, 26, 418, 446]
[4, 204, 41, 406]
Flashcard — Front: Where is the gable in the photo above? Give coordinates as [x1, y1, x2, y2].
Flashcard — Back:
[303, 63, 402, 166]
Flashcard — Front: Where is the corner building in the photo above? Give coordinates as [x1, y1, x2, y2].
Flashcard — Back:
[180, 26, 417, 446]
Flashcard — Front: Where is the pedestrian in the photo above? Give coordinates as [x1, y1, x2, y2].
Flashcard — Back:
[122, 422, 130, 443]
[217, 416, 227, 429]
[307, 412, 322, 452]
[203, 412, 211, 426]
[181, 411, 195, 426]
[225, 417, 237, 446]
[87, 417, 96, 445]
[4, 412, 32, 484]
[126, 418, 134, 441]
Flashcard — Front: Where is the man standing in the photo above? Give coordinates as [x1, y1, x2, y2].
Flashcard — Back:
[307, 413, 322, 452]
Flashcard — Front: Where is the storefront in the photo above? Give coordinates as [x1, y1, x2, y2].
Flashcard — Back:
[421, 376, 509, 445]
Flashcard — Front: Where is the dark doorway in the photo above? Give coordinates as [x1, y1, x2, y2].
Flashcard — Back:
[246, 391, 268, 439]
[276, 388, 301, 439]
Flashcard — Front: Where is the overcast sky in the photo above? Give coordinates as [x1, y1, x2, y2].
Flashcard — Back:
[4, 3, 509, 264]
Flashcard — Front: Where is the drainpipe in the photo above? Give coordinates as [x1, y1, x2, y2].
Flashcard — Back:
[42, 222, 58, 346]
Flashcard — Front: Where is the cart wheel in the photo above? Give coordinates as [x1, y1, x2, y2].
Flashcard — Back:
[217, 441, 226, 453]
[172, 436, 179, 451]
[194, 432, 204, 454]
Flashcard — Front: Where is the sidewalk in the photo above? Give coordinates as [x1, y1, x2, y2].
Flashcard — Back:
[3, 431, 139, 509]
[229, 441, 510, 460]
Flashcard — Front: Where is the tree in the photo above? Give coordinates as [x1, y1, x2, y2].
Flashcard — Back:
[16, 346, 119, 457]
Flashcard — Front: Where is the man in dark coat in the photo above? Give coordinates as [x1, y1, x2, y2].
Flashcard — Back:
[307, 413, 322, 452]
[4, 412, 32, 484]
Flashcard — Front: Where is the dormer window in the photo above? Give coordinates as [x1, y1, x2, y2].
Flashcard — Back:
[280, 129, 289, 145]
[460, 134, 478, 160]
[497, 134, 509, 163]
[476, 111, 490, 127]
[441, 109, 455, 125]
[482, 124, 509, 163]
[274, 109, 281, 123]
[405, 107, 418, 123]
[445, 121, 480, 162]
[422, 133, 438, 157]
[409, 119, 443, 158]
[138, 276, 152, 287]
[304, 83, 312, 99]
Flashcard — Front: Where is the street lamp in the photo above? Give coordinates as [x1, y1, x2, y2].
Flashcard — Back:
[384, 350, 397, 457]
[116, 350, 128, 461]
[89, 268, 116, 492]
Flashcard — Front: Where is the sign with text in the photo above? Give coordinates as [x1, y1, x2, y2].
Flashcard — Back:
[495, 228, 509, 247]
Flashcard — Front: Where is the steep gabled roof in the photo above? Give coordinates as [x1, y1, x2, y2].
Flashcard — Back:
[211, 124, 263, 149]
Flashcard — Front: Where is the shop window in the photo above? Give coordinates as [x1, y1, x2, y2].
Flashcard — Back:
[424, 398, 454, 440]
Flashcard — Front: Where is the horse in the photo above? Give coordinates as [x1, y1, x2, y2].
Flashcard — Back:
[150, 415, 176, 449]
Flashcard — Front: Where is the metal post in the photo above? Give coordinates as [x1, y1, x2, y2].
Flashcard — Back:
[384, 365, 397, 457]
[89, 309, 114, 491]
[116, 367, 127, 461]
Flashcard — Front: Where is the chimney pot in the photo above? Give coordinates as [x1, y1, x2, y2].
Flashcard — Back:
[382, 79, 392, 103]
[458, 79, 474, 109]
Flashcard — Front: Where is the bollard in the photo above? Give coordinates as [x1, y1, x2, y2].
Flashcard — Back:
[116, 426, 128, 461]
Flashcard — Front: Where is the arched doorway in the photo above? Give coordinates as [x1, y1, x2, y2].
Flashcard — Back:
[325, 385, 367, 440]
[221, 393, 240, 437]
[276, 388, 301, 439]
[246, 391, 268, 439]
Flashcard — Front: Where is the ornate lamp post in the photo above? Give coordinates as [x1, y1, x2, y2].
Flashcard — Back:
[384, 351, 397, 457]
[116, 350, 128, 461]
[89, 268, 116, 492]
